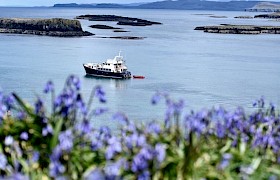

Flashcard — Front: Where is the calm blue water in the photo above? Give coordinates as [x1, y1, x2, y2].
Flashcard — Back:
[0, 7, 280, 127]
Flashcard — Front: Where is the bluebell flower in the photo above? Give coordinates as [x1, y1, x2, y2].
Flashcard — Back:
[4, 94, 15, 110]
[151, 92, 161, 105]
[49, 160, 66, 177]
[44, 81, 54, 94]
[0, 153, 7, 170]
[0, 104, 7, 120]
[84, 168, 105, 180]
[146, 122, 161, 135]
[4, 173, 29, 180]
[93, 107, 108, 116]
[59, 129, 74, 152]
[76, 119, 92, 134]
[106, 136, 122, 160]
[35, 98, 44, 115]
[155, 143, 166, 163]
[112, 112, 129, 124]
[76, 94, 87, 115]
[216, 121, 226, 138]
[67, 75, 81, 90]
[17, 111, 26, 120]
[95, 86, 106, 103]
[138, 170, 150, 180]
[31, 151, 40, 163]
[20, 132, 29, 141]
[104, 161, 122, 178]
[5, 135, 14, 146]
[42, 124, 53, 136]
[131, 153, 149, 172]
[218, 153, 232, 170]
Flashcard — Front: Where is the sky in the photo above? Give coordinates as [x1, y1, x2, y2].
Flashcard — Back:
[0, 0, 157, 7]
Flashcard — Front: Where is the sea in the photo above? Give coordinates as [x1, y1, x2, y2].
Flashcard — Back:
[0, 7, 280, 127]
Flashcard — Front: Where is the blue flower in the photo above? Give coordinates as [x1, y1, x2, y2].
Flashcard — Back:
[49, 160, 66, 177]
[3, 94, 15, 110]
[95, 86, 106, 103]
[0, 153, 7, 170]
[35, 98, 44, 115]
[151, 92, 161, 105]
[93, 107, 108, 116]
[218, 153, 232, 170]
[112, 112, 128, 125]
[42, 124, 53, 136]
[20, 132, 29, 141]
[44, 81, 54, 94]
[4, 173, 29, 180]
[138, 170, 150, 180]
[59, 130, 74, 152]
[155, 143, 166, 163]
[84, 168, 105, 180]
[105, 137, 122, 160]
[76, 119, 92, 134]
[5, 135, 14, 146]
[67, 75, 81, 90]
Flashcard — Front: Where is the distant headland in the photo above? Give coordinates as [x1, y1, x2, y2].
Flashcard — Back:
[0, 18, 93, 37]
[54, 1, 280, 11]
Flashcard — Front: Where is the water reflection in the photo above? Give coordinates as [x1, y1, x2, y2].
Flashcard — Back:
[84, 75, 130, 90]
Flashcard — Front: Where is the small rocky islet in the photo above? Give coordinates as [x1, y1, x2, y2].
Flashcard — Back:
[0, 18, 93, 37]
[195, 24, 280, 34]
[76, 14, 162, 26]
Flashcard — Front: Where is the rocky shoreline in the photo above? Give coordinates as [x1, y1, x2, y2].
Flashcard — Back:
[194, 24, 280, 34]
[0, 18, 93, 37]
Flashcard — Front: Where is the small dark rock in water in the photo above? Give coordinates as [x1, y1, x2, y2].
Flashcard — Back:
[209, 15, 228, 18]
[100, 36, 145, 40]
[89, 24, 121, 29]
[0, 18, 94, 37]
[113, 30, 130, 32]
[234, 16, 253, 19]
[76, 15, 162, 26]
[194, 24, 280, 34]
[254, 12, 280, 19]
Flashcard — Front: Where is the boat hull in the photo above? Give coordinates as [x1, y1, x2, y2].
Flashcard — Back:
[83, 65, 131, 79]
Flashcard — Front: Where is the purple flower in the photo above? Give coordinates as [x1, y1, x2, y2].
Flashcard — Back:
[49, 161, 66, 177]
[112, 112, 128, 125]
[76, 119, 92, 134]
[146, 122, 161, 135]
[20, 132, 29, 141]
[35, 98, 44, 115]
[76, 94, 87, 115]
[132, 153, 149, 172]
[151, 92, 161, 105]
[4, 173, 29, 180]
[17, 111, 27, 120]
[59, 130, 74, 152]
[216, 121, 226, 138]
[67, 75, 81, 90]
[42, 124, 53, 136]
[0, 153, 7, 170]
[218, 153, 232, 170]
[155, 143, 166, 163]
[138, 170, 150, 180]
[4, 136, 14, 146]
[93, 107, 108, 116]
[3, 94, 15, 110]
[84, 168, 105, 180]
[44, 81, 54, 94]
[31, 151, 40, 163]
[95, 86, 106, 103]
[105, 137, 122, 160]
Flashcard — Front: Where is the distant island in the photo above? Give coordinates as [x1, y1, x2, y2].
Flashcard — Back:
[54, 0, 280, 11]
[0, 18, 93, 37]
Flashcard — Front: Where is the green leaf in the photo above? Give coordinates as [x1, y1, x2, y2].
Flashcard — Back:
[12, 93, 35, 117]
[50, 118, 64, 150]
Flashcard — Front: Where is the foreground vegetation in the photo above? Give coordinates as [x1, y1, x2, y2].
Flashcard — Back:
[0, 75, 279, 179]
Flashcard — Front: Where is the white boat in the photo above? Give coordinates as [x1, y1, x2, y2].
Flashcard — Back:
[83, 52, 132, 79]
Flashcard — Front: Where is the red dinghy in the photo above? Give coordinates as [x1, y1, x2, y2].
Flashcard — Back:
[133, 75, 145, 79]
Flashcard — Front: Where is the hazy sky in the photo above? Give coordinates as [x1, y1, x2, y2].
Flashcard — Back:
[0, 0, 157, 6]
